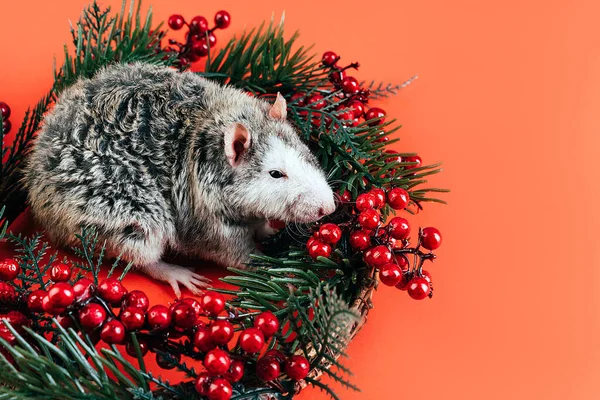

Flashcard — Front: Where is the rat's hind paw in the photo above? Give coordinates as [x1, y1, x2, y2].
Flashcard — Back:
[140, 261, 211, 298]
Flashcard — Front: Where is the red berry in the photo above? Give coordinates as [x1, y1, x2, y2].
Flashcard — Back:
[188, 52, 201, 62]
[306, 93, 326, 110]
[365, 107, 386, 126]
[55, 314, 74, 329]
[27, 289, 47, 312]
[0, 101, 11, 119]
[47, 282, 75, 308]
[422, 270, 432, 284]
[210, 319, 234, 345]
[358, 209, 380, 230]
[337, 108, 354, 125]
[404, 155, 422, 169]
[122, 290, 150, 311]
[168, 14, 185, 30]
[226, 359, 245, 382]
[318, 223, 342, 245]
[290, 92, 306, 106]
[306, 235, 317, 249]
[387, 188, 410, 210]
[339, 190, 352, 203]
[379, 263, 403, 286]
[49, 263, 71, 282]
[388, 217, 410, 239]
[407, 277, 431, 300]
[0, 282, 17, 306]
[190, 16, 209, 33]
[192, 40, 209, 57]
[355, 193, 377, 211]
[397, 255, 409, 272]
[201, 291, 226, 316]
[2, 119, 11, 134]
[180, 297, 203, 315]
[42, 295, 65, 315]
[171, 303, 197, 329]
[204, 349, 231, 374]
[341, 76, 360, 94]
[254, 311, 279, 338]
[2, 311, 30, 332]
[199, 32, 217, 47]
[395, 273, 410, 290]
[0, 258, 20, 281]
[264, 349, 287, 363]
[349, 230, 371, 250]
[421, 227, 442, 250]
[72, 278, 94, 301]
[207, 378, 232, 400]
[238, 328, 265, 353]
[194, 372, 212, 396]
[322, 51, 338, 67]
[214, 10, 231, 29]
[0, 325, 16, 346]
[79, 303, 107, 330]
[285, 355, 310, 380]
[256, 356, 281, 381]
[146, 305, 171, 330]
[329, 68, 346, 84]
[194, 326, 216, 351]
[126, 338, 149, 357]
[156, 352, 180, 369]
[98, 278, 127, 306]
[369, 188, 386, 209]
[363, 245, 392, 267]
[346, 100, 365, 118]
[100, 319, 126, 344]
[307, 240, 332, 259]
[120, 307, 146, 331]
[385, 150, 402, 164]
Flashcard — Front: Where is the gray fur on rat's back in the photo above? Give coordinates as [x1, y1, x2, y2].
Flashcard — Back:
[24, 62, 335, 296]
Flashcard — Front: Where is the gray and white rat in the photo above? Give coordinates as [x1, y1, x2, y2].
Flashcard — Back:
[24, 62, 336, 297]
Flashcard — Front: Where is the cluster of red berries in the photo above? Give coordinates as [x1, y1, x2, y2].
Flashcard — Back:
[193, 310, 309, 399]
[0, 258, 311, 400]
[0, 259, 31, 347]
[306, 223, 342, 260]
[309, 186, 443, 300]
[166, 11, 231, 68]
[0, 100, 12, 134]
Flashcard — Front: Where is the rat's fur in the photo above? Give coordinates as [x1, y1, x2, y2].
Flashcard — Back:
[24, 63, 335, 296]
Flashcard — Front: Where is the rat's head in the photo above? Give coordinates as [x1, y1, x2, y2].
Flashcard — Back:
[223, 94, 336, 223]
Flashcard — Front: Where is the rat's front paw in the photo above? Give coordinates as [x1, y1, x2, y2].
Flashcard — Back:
[141, 260, 211, 298]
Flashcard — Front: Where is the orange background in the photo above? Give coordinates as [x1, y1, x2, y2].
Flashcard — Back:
[2, 0, 600, 399]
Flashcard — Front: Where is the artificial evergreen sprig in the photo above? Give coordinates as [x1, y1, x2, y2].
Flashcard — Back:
[201, 14, 327, 95]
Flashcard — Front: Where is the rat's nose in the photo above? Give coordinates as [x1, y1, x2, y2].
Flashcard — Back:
[318, 201, 336, 218]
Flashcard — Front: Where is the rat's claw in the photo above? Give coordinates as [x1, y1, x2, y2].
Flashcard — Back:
[169, 280, 182, 299]
[142, 261, 211, 298]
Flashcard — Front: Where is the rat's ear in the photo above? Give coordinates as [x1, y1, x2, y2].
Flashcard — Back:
[224, 122, 251, 167]
[268, 92, 287, 121]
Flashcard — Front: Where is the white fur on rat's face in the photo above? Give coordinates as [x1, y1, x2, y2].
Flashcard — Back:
[243, 136, 336, 223]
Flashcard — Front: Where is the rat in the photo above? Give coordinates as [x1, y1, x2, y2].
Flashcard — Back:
[23, 62, 336, 297]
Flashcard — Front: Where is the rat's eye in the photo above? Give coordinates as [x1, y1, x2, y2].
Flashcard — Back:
[269, 170, 286, 179]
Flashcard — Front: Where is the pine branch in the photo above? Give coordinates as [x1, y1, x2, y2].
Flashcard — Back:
[0, 322, 144, 400]
[201, 14, 326, 94]
[363, 75, 419, 99]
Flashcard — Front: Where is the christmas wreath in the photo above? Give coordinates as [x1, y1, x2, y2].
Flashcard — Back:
[0, 1, 447, 399]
